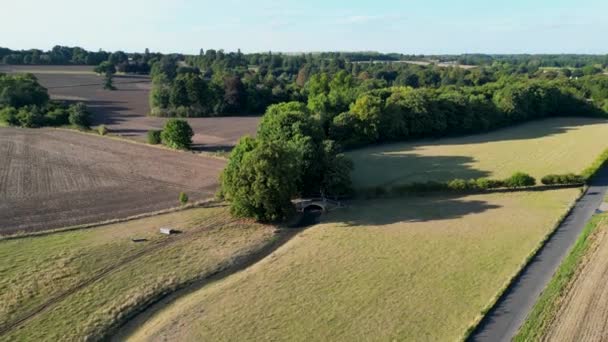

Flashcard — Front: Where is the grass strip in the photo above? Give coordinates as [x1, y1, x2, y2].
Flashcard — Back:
[513, 214, 605, 341]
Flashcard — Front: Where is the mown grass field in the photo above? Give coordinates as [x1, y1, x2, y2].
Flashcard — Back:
[348, 117, 608, 188]
[0, 206, 276, 341]
[126, 189, 580, 341]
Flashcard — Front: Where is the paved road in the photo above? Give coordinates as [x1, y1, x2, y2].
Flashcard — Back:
[469, 164, 608, 342]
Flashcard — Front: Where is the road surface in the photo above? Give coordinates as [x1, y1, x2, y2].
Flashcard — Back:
[469, 164, 608, 341]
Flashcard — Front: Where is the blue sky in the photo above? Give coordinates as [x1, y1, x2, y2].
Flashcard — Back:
[2, 0, 607, 54]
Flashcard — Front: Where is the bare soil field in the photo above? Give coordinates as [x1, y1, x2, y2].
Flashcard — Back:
[542, 219, 608, 342]
[0, 65, 260, 150]
[0, 127, 225, 235]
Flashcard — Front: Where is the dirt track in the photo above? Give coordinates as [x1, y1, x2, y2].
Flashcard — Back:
[0, 127, 225, 235]
[543, 220, 608, 341]
[0, 65, 260, 150]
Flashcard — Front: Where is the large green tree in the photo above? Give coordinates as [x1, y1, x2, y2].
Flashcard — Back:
[161, 119, 194, 150]
[220, 137, 300, 222]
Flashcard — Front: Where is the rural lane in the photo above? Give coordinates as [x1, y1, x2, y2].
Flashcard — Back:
[469, 164, 608, 342]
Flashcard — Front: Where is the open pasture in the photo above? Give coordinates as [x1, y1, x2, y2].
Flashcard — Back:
[125, 189, 580, 341]
[0, 127, 225, 235]
[0, 206, 276, 341]
[0, 65, 260, 150]
[348, 117, 608, 188]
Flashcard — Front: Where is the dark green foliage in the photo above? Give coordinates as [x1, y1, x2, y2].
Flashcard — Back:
[16, 106, 44, 127]
[0, 107, 18, 125]
[103, 73, 116, 90]
[328, 79, 604, 148]
[160, 119, 193, 150]
[68, 102, 91, 128]
[179, 192, 189, 205]
[220, 137, 299, 222]
[0, 74, 49, 108]
[94, 61, 116, 75]
[44, 107, 69, 126]
[505, 172, 536, 188]
[541, 174, 585, 185]
[147, 129, 162, 144]
[220, 103, 354, 222]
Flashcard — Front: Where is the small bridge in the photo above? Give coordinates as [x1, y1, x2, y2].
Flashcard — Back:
[294, 198, 345, 213]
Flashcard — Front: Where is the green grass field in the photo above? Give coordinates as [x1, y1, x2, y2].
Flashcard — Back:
[126, 189, 580, 341]
[348, 117, 608, 188]
[0, 206, 276, 341]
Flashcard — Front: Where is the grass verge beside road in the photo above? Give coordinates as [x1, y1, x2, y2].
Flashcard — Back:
[514, 215, 606, 341]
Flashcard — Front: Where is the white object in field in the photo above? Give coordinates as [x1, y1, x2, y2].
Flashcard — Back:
[160, 227, 176, 235]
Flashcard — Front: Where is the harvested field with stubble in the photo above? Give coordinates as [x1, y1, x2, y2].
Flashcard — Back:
[0, 206, 277, 341]
[125, 189, 580, 341]
[348, 117, 608, 188]
[0, 65, 260, 150]
[0, 127, 225, 235]
[538, 218, 608, 342]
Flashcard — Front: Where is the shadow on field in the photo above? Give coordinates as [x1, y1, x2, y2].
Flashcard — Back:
[367, 154, 491, 187]
[191, 144, 234, 153]
[327, 194, 501, 227]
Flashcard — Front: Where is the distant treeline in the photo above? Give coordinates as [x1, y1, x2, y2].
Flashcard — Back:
[0, 46, 159, 74]
[439, 54, 608, 68]
[145, 48, 608, 117]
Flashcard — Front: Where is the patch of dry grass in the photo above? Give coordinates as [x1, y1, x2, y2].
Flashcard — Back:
[0, 206, 276, 341]
[126, 189, 579, 341]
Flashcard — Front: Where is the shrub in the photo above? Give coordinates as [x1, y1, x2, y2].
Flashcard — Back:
[0, 107, 18, 125]
[161, 119, 193, 150]
[447, 179, 469, 191]
[16, 106, 44, 127]
[541, 174, 584, 185]
[97, 125, 108, 136]
[474, 178, 505, 189]
[179, 192, 189, 205]
[68, 102, 91, 128]
[147, 129, 162, 144]
[44, 108, 69, 126]
[505, 172, 536, 188]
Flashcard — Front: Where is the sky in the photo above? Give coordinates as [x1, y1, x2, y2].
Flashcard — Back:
[2, 0, 607, 54]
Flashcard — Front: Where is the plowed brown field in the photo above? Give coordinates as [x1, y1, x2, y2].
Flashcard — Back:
[0, 127, 225, 235]
[0, 65, 260, 150]
[543, 220, 608, 342]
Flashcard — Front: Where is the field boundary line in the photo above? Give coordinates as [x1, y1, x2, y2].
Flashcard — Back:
[460, 186, 586, 341]
[0, 198, 222, 241]
[49, 126, 229, 161]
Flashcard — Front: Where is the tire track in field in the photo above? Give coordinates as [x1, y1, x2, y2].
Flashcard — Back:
[0, 141, 14, 196]
[0, 214, 239, 337]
